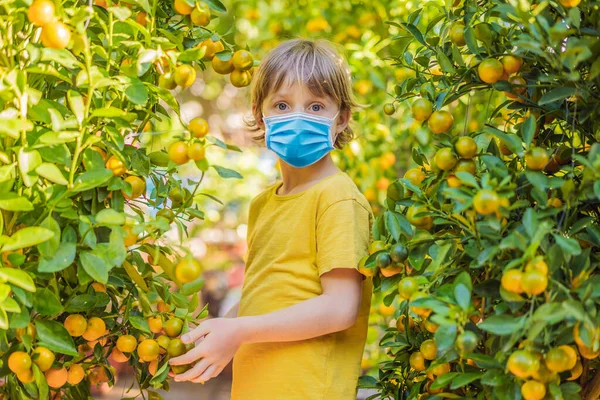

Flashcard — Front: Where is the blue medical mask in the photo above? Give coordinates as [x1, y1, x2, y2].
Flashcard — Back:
[263, 111, 339, 168]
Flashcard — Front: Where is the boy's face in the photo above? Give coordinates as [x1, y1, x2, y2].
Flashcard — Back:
[254, 81, 350, 139]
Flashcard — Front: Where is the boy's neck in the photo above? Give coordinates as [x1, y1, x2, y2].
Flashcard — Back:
[277, 155, 341, 196]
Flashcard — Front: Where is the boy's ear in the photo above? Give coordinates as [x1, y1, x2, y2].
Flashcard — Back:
[252, 104, 264, 129]
[335, 108, 351, 134]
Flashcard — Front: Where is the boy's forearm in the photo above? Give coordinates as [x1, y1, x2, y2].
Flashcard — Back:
[224, 301, 240, 318]
[236, 293, 356, 344]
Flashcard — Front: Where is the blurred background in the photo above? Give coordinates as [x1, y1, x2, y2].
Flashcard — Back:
[95, 0, 495, 397]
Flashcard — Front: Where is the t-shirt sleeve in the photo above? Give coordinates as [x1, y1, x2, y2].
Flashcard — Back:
[316, 199, 372, 277]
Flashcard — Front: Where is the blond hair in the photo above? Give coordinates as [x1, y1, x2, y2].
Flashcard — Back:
[246, 38, 359, 149]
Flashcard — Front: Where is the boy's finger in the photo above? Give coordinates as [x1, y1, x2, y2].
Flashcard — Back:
[181, 323, 210, 344]
[174, 358, 210, 382]
[191, 365, 217, 384]
[169, 345, 203, 365]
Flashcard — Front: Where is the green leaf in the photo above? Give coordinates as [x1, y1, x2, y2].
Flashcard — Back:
[33, 364, 49, 400]
[18, 148, 42, 187]
[0, 117, 33, 139]
[38, 216, 61, 258]
[479, 314, 525, 335]
[91, 107, 129, 118]
[40, 49, 81, 69]
[178, 47, 206, 62]
[0, 268, 36, 292]
[538, 87, 578, 105]
[65, 293, 99, 313]
[211, 165, 242, 179]
[108, 5, 132, 20]
[35, 320, 78, 356]
[72, 169, 113, 192]
[451, 372, 484, 389]
[204, 0, 226, 12]
[552, 234, 582, 256]
[0, 194, 33, 211]
[454, 283, 471, 311]
[431, 372, 459, 390]
[590, 58, 600, 80]
[38, 242, 76, 273]
[125, 80, 148, 105]
[182, 277, 204, 296]
[35, 163, 68, 185]
[95, 209, 126, 226]
[1, 296, 21, 313]
[33, 288, 64, 316]
[80, 251, 110, 284]
[436, 50, 455, 74]
[0, 226, 55, 252]
[385, 211, 402, 241]
[480, 369, 505, 386]
[67, 90, 85, 125]
[434, 323, 457, 354]
[129, 315, 151, 334]
[521, 115, 536, 147]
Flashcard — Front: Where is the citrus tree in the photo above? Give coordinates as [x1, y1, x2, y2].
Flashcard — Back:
[358, 0, 600, 398]
[0, 0, 251, 397]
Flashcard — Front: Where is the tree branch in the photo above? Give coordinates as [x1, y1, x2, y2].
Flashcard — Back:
[583, 367, 600, 400]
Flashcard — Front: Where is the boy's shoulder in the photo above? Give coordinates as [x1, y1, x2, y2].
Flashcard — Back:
[315, 172, 372, 214]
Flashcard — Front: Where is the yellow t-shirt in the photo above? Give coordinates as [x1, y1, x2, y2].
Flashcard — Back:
[232, 171, 373, 400]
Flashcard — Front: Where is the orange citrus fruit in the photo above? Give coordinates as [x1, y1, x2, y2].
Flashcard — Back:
[138, 339, 160, 362]
[410, 291, 432, 317]
[398, 277, 419, 300]
[64, 314, 88, 337]
[8, 351, 32, 374]
[231, 50, 254, 71]
[45, 367, 68, 389]
[525, 147, 549, 171]
[168, 141, 189, 165]
[473, 189, 499, 215]
[67, 364, 85, 385]
[435, 148, 458, 171]
[173, 0, 193, 15]
[521, 270, 548, 295]
[117, 335, 138, 353]
[428, 110, 454, 134]
[123, 176, 146, 199]
[411, 98, 433, 121]
[525, 259, 548, 275]
[406, 205, 433, 230]
[409, 351, 426, 371]
[189, 117, 209, 138]
[147, 316, 163, 333]
[106, 155, 126, 176]
[404, 168, 426, 186]
[508, 350, 540, 378]
[478, 58, 504, 84]
[449, 22, 466, 46]
[175, 258, 202, 283]
[501, 55, 523, 75]
[173, 64, 196, 88]
[82, 317, 106, 341]
[164, 317, 184, 338]
[544, 347, 570, 372]
[32, 346, 55, 372]
[191, 2, 211, 26]
[455, 136, 478, 159]
[212, 56, 234, 74]
[521, 380, 546, 400]
[230, 69, 252, 87]
[41, 21, 71, 49]
[501, 269, 524, 293]
[420, 339, 437, 360]
[28, 0, 55, 27]
[187, 142, 206, 161]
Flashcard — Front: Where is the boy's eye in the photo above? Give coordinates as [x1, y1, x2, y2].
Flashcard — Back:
[276, 103, 288, 111]
[310, 104, 323, 112]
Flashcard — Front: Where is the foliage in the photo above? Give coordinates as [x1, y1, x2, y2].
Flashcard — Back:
[359, 0, 600, 398]
[0, 0, 247, 397]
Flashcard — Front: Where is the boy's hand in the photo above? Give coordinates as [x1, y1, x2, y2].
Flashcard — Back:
[169, 317, 244, 383]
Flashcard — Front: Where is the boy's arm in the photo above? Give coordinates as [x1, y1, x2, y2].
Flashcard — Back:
[223, 300, 239, 318]
[237, 268, 362, 342]
[170, 268, 363, 382]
